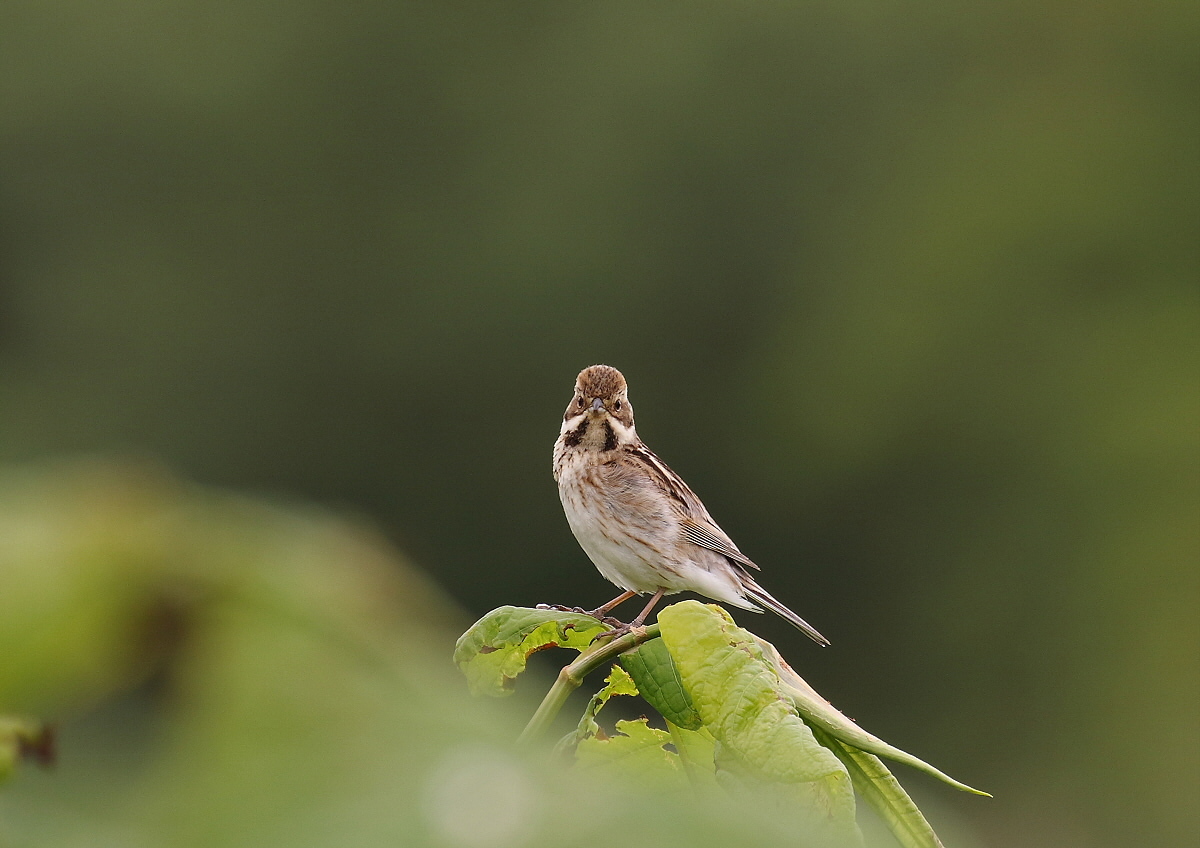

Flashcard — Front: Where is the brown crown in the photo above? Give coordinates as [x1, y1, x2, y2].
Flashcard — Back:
[575, 364, 627, 398]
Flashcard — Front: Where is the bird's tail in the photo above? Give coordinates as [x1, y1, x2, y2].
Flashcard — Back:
[742, 580, 830, 647]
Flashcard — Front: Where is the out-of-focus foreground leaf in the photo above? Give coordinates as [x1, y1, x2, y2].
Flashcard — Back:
[0, 718, 54, 784]
[0, 458, 487, 847]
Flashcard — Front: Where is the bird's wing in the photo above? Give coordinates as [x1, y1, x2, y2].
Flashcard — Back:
[679, 516, 761, 571]
[628, 443, 762, 572]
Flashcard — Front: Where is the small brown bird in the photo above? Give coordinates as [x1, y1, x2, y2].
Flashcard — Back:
[553, 364, 829, 645]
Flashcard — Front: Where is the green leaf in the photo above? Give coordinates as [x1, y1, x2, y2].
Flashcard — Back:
[812, 725, 946, 848]
[574, 718, 688, 789]
[657, 603, 846, 783]
[658, 602, 861, 846]
[567, 655, 720, 794]
[453, 606, 610, 697]
[665, 720, 721, 793]
[752, 634, 990, 797]
[558, 664, 639, 752]
[619, 636, 703, 731]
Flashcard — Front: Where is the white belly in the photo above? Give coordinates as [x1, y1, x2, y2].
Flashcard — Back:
[558, 475, 666, 594]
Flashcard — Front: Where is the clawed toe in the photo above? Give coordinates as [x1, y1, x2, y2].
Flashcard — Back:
[600, 620, 648, 638]
[536, 603, 621, 625]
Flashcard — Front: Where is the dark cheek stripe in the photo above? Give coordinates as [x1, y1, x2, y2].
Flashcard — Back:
[563, 419, 588, 447]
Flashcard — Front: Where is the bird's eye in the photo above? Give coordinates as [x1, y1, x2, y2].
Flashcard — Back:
[614, 400, 623, 410]
[575, 397, 583, 407]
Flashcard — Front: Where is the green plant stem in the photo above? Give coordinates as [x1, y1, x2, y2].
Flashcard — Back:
[518, 623, 661, 747]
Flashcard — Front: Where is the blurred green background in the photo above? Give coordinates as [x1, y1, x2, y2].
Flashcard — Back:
[1, 1, 1196, 846]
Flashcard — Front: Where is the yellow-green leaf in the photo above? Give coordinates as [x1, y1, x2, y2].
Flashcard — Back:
[561, 664, 639, 751]
[453, 606, 609, 697]
[575, 718, 688, 790]
[658, 602, 861, 846]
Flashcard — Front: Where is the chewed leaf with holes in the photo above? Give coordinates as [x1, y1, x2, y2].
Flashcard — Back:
[453, 606, 609, 697]
[575, 718, 689, 789]
[557, 664, 639, 754]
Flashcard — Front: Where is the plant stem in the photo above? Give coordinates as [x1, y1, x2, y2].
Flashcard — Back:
[518, 623, 661, 747]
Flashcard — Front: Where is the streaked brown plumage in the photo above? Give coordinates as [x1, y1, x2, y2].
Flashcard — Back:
[553, 364, 829, 645]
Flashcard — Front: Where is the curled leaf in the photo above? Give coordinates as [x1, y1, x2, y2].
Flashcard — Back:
[453, 606, 609, 697]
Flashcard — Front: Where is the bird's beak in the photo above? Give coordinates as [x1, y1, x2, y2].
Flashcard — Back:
[590, 397, 606, 413]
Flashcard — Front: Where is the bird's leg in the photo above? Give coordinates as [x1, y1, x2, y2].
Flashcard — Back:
[628, 588, 667, 628]
[601, 589, 667, 638]
[587, 590, 637, 618]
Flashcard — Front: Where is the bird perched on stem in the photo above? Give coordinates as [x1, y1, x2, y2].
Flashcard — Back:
[552, 364, 829, 645]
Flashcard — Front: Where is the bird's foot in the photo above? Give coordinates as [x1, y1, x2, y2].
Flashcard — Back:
[534, 603, 624, 628]
[597, 619, 651, 640]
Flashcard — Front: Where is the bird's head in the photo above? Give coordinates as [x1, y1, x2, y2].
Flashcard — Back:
[560, 365, 637, 448]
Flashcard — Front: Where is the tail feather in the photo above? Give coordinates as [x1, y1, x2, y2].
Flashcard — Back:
[743, 582, 830, 647]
